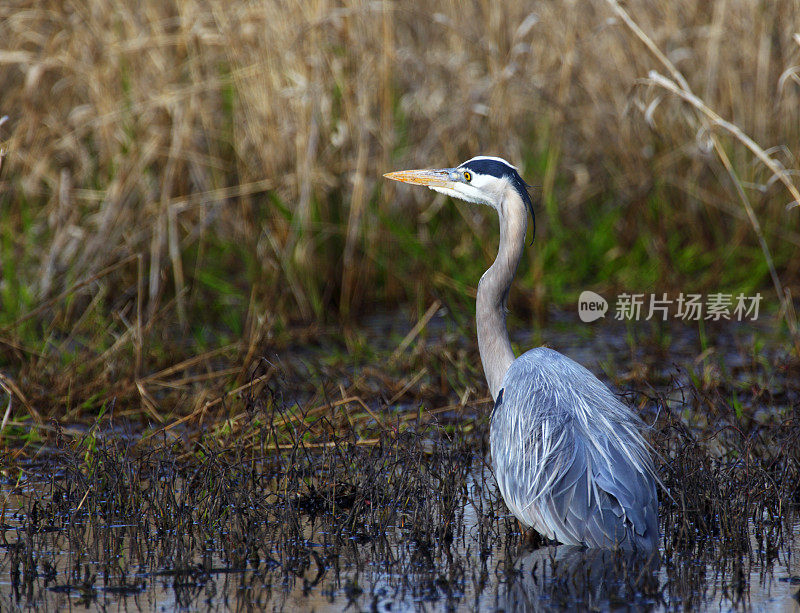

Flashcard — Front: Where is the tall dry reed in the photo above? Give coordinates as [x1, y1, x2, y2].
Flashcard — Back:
[0, 0, 798, 417]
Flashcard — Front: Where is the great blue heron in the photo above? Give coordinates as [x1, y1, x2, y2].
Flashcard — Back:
[384, 156, 660, 551]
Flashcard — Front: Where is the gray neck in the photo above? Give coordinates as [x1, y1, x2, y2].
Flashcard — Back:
[476, 185, 528, 401]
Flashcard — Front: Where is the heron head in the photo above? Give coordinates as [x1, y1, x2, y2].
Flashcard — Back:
[384, 155, 534, 238]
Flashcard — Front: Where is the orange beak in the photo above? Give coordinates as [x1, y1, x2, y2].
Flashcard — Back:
[383, 168, 454, 188]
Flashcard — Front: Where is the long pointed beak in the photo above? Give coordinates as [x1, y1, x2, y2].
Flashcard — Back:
[383, 168, 453, 188]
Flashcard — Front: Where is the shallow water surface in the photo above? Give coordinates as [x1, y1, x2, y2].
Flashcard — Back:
[1, 315, 797, 611]
[1, 463, 798, 612]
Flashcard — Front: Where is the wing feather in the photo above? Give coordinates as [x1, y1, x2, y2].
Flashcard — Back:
[490, 347, 660, 551]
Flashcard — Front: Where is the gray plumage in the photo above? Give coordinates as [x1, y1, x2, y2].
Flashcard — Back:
[384, 155, 660, 551]
[491, 348, 659, 550]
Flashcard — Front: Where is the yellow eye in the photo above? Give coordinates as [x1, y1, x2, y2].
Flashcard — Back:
[463, 171, 472, 182]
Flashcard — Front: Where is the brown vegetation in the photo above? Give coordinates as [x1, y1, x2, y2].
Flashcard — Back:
[0, 0, 798, 425]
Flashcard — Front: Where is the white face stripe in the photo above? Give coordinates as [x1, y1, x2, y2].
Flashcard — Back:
[457, 155, 518, 172]
[469, 172, 497, 191]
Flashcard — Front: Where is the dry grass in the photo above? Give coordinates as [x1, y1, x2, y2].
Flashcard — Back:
[1, 376, 797, 609]
[0, 0, 799, 423]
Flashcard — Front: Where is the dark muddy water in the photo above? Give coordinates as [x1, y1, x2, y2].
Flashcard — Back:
[1, 313, 798, 611]
[1, 466, 798, 611]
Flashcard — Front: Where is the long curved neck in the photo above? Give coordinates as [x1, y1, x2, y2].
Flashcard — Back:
[477, 186, 528, 400]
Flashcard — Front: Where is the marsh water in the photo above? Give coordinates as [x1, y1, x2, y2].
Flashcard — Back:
[1, 468, 798, 611]
[1, 313, 798, 611]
